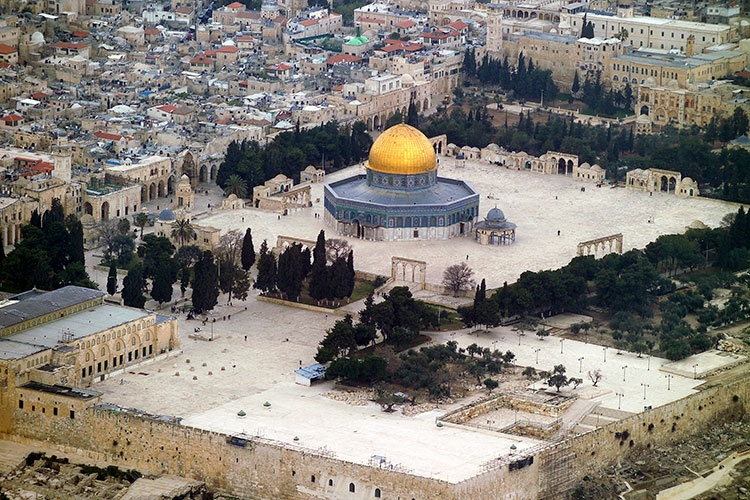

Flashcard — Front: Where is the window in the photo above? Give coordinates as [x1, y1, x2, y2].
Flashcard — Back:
[311, 475, 315, 483]
[329, 480, 333, 486]
[53, 407, 58, 416]
[349, 483, 355, 493]
[70, 410, 75, 419]
[375, 488, 381, 497]
[18, 400, 23, 409]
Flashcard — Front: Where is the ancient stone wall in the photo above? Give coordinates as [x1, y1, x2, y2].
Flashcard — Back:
[1, 375, 748, 500]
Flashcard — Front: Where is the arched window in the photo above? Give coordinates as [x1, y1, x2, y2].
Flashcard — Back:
[146, 332, 151, 341]
[311, 475, 315, 483]
[131, 337, 136, 346]
[328, 479, 333, 486]
[375, 488, 381, 497]
[101, 347, 105, 356]
[349, 483, 355, 493]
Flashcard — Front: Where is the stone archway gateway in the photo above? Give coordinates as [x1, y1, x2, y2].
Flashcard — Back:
[391, 256, 426, 290]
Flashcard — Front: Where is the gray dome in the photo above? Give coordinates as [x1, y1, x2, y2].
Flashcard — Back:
[159, 209, 175, 221]
[487, 207, 505, 221]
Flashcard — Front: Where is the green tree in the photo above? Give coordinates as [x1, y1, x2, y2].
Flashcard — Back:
[191, 251, 219, 313]
[69, 219, 85, 266]
[122, 264, 146, 308]
[254, 245, 277, 294]
[107, 260, 118, 295]
[315, 316, 357, 363]
[171, 219, 196, 246]
[135, 212, 149, 239]
[571, 70, 580, 95]
[180, 265, 190, 297]
[547, 364, 570, 392]
[309, 230, 329, 301]
[151, 263, 175, 304]
[224, 174, 248, 198]
[241, 228, 255, 270]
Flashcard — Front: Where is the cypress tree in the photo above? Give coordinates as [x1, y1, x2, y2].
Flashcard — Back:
[254, 250, 277, 294]
[107, 261, 118, 295]
[192, 251, 219, 313]
[241, 228, 255, 270]
[69, 220, 85, 265]
[151, 264, 174, 304]
[309, 230, 329, 301]
[330, 258, 350, 300]
[180, 265, 190, 297]
[346, 250, 355, 297]
[122, 264, 146, 308]
[30, 210, 41, 228]
[572, 70, 580, 95]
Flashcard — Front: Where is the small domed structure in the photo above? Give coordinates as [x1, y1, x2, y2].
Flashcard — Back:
[475, 207, 516, 245]
[159, 209, 176, 221]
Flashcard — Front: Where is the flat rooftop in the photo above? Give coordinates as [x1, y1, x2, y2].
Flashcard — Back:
[0, 304, 149, 360]
[0, 286, 105, 330]
[20, 381, 101, 400]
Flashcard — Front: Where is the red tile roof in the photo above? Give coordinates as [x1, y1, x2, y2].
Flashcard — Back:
[267, 63, 293, 71]
[0, 43, 17, 54]
[237, 36, 254, 42]
[299, 19, 318, 26]
[94, 131, 123, 141]
[205, 49, 217, 57]
[226, 1, 244, 7]
[72, 31, 89, 37]
[190, 54, 213, 64]
[218, 45, 238, 53]
[446, 20, 468, 30]
[51, 42, 87, 50]
[157, 104, 178, 113]
[326, 53, 362, 65]
[396, 20, 416, 28]
[1, 114, 22, 122]
[144, 28, 161, 35]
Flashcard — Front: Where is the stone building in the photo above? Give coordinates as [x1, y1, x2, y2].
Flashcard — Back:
[0, 286, 179, 393]
[105, 156, 175, 203]
[480, 144, 579, 176]
[573, 162, 606, 182]
[325, 123, 479, 241]
[625, 168, 699, 197]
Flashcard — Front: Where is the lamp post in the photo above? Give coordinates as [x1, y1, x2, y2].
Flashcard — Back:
[578, 356, 584, 373]
[616, 392, 624, 410]
[560, 338, 564, 354]
[534, 348, 541, 365]
[665, 374, 673, 391]
[622, 365, 628, 382]
[647, 355, 651, 371]
[517, 331, 521, 346]
[641, 383, 650, 400]
[603, 346, 608, 363]
[692, 363, 699, 379]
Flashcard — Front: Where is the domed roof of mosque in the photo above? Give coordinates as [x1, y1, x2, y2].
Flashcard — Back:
[159, 209, 176, 221]
[367, 123, 436, 175]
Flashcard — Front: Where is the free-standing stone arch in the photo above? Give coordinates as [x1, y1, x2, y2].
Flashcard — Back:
[577, 233, 623, 258]
[391, 256, 426, 290]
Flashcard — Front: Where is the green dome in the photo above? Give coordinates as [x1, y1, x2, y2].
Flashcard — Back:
[346, 35, 368, 46]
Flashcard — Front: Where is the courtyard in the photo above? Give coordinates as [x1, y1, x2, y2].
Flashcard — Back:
[195, 157, 738, 288]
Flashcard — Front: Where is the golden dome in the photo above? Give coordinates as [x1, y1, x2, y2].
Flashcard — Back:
[367, 123, 436, 175]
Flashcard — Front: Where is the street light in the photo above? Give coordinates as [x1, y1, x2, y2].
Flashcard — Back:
[534, 348, 541, 365]
[647, 355, 651, 371]
[603, 346, 608, 363]
[622, 365, 628, 382]
[665, 374, 673, 391]
[640, 383, 650, 400]
[692, 363, 699, 379]
[578, 356, 584, 373]
[616, 392, 624, 410]
[560, 338, 564, 354]
[517, 331, 521, 346]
